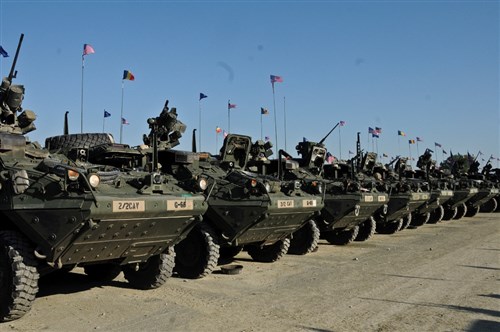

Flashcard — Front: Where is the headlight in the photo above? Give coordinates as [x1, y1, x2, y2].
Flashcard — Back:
[67, 169, 80, 181]
[249, 179, 257, 188]
[198, 177, 208, 191]
[264, 182, 271, 193]
[88, 174, 100, 188]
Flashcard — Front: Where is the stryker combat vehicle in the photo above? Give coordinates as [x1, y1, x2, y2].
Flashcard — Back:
[439, 152, 488, 220]
[1, 34, 207, 321]
[250, 127, 388, 246]
[352, 148, 429, 234]
[407, 148, 454, 226]
[461, 157, 499, 216]
[479, 162, 500, 212]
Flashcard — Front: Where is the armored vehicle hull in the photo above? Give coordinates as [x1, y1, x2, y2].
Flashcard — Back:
[465, 188, 499, 217]
[316, 191, 388, 245]
[374, 191, 429, 234]
[441, 188, 478, 220]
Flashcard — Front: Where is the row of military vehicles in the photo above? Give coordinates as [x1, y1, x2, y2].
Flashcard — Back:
[1, 35, 498, 321]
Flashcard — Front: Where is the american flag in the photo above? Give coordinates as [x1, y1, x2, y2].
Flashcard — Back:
[270, 75, 283, 83]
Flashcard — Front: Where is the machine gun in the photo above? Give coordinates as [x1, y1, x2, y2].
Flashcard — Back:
[0, 33, 36, 135]
[143, 100, 187, 150]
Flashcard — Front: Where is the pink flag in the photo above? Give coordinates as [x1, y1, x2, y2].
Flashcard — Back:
[83, 44, 95, 56]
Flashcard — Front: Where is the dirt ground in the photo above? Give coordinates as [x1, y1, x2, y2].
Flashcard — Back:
[3, 213, 499, 332]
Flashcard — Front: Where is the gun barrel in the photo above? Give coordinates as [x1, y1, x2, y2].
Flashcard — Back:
[318, 122, 340, 145]
[7, 33, 24, 82]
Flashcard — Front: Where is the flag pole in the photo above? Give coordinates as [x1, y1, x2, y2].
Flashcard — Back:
[283, 96, 287, 152]
[80, 54, 84, 133]
[408, 141, 412, 168]
[216, 129, 219, 153]
[199, 99, 202, 152]
[120, 79, 124, 143]
[260, 109, 263, 141]
[339, 122, 342, 160]
[375, 137, 378, 155]
[228, 100, 231, 133]
[398, 135, 401, 156]
[102, 109, 105, 133]
[272, 83, 278, 151]
[416, 140, 420, 158]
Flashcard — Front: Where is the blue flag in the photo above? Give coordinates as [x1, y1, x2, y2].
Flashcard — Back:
[104, 110, 111, 118]
[0, 46, 8, 58]
[199, 93, 208, 101]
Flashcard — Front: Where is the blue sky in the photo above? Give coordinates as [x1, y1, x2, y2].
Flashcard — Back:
[0, 0, 498, 167]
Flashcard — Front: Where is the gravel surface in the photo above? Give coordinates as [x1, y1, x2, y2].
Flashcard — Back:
[4, 214, 499, 332]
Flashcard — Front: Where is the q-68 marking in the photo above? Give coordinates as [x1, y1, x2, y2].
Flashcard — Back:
[167, 200, 194, 211]
[112, 201, 145, 212]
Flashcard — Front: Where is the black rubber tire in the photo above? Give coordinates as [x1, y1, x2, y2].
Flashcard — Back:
[0, 231, 39, 322]
[218, 246, 243, 265]
[376, 219, 403, 235]
[496, 197, 500, 212]
[174, 223, 220, 279]
[247, 238, 290, 263]
[410, 212, 430, 227]
[465, 204, 480, 218]
[355, 217, 376, 242]
[122, 248, 175, 289]
[442, 206, 458, 221]
[84, 263, 121, 282]
[45, 133, 114, 153]
[288, 220, 320, 255]
[427, 205, 445, 224]
[400, 213, 413, 230]
[454, 203, 468, 220]
[323, 226, 360, 246]
[480, 197, 498, 213]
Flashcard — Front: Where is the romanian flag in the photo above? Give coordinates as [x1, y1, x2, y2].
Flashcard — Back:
[261, 107, 269, 115]
[123, 70, 135, 81]
[409, 139, 416, 144]
[216, 127, 222, 134]
[270, 75, 283, 83]
[398, 130, 406, 136]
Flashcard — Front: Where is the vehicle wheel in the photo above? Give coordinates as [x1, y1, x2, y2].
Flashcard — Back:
[247, 238, 290, 263]
[376, 218, 403, 234]
[45, 133, 114, 154]
[355, 217, 376, 242]
[218, 246, 243, 265]
[84, 263, 121, 281]
[410, 212, 430, 227]
[122, 247, 175, 289]
[288, 220, 320, 255]
[454, 203, 468, 220]
[496, 197, 500, 212]
[323, 226, 359, 245]
[464, 204, 480, 218]
[400, 213, 412, 230]
[0, 231, 39, 322]
[174, 223, 220, 279]
[427, 205, 445, 224]
[480, 197, 497, 213]
[442, 206, 458, 220]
